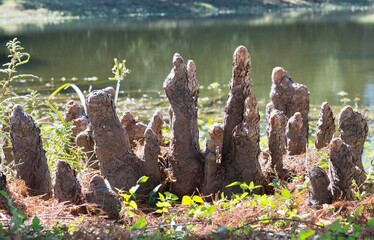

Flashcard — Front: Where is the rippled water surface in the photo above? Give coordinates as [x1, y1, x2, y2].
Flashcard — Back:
[1, 17, 374, 107]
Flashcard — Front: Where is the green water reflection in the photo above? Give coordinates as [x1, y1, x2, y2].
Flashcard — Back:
[1, 18, 374, 107]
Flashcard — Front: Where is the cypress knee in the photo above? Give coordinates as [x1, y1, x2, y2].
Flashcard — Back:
[148, 110, 164, 146]
[86, 174, 122, 219]
[308, 166, 333, 206]
[329, 138, 355, 201]
[120, 112, 147, 146]
[9, 105, 52, 197]
[227, 94, 263, 192]
[266, 67, 309, 143]
[286, 112, 306, 155]
[54, 160, 83, 204]
[163, 53, 203, 196]
[86, 90, 142, 191]
[268, 110, 287, 178]
[222, 45, 252, 164]
[315, 102, 335, 149]
[338, 106, 367, 186]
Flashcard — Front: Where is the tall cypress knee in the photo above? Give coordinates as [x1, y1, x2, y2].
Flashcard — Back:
[163, 53, 203, 196]
[268, 110, 287, 178]
[222, 45, 252, 164]
[338, 106, 367, 186]
[86, 90, 142, 191]
[9, 105, 52, 197]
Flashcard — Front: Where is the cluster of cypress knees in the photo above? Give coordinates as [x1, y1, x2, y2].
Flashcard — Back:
[0, 45, 368, 218]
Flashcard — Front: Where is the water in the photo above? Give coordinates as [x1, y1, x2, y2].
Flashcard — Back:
[1, 17, 374, 107]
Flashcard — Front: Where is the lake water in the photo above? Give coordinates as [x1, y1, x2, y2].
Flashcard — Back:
[1, 17, 374, 108]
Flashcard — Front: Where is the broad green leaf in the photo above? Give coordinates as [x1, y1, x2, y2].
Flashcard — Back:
[162, 202, 171, 207]
[299, 229, 315, 240]
[129, 200, 138, 210]
[137, 176, 149, 184]
[155, 209, 163, 214]
[281, 188, 291, 199]
[249, 181, 255, 189]
[226, 181, 241, 188]
[240, 192, 249, 199]
[131, 216, 146, 229]
[207, 205, 216, 215]
[158, 192, 165, 202]
[193, 195, 204, 204]
[182, 196, 193, 205]
[240, 183, 249, 191]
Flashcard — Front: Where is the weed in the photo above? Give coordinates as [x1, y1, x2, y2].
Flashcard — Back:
[109, 58, 130, 105]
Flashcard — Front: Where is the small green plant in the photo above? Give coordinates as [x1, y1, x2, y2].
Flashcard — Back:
[155, 192, 178, 214]
[0, 38, 38, 94]
[181, 195, 216, 218]
[226, 181, 263, 205]
[109, 58, 130, 105]
[118, 176, 148, 218]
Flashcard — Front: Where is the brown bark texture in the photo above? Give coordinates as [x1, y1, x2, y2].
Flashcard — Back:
[224, 93, 264, 192]
[148, 110, 164, 145]
[266, 67, 309, 143]
[54, 160, 83, 204]
[338, 106, 368, 186]
[75, 127, 98, 169]
[64, 100, 89, 136]
[202, 46, 263, 195]
[9, 105, 52, 197]
[308, 166, 333, 206]
[202, 138, 220, 195]
[222, 45, 252, 164]
[120, 112, 147, 146]
[139, 127, 162, 192]
[163, 53, 203, 196]
[286, 112, 306, 155]
[86, 90, 161, 193]
[329, 138, 355, 201]
[86, 90, 142, 191]
[315, 102, 335, 149]
[268, 110, 287, 178]
[85, 174, 122, 219]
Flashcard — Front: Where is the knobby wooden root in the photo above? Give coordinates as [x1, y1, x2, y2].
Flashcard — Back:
[329, 137, 355, 201]
[85, 174, 122, 219]
[222, 45, 252, 165]
[9, 104, 52, 198]
[268, 110, 287, 178]
[86, 90, 160, 194]
[163, 53, 203, 196]
[54, 160, 83, 204]
[286, 112, 306, 155]
[120, 111, 147, 146]
[202, 46, 263, 195]
[308, 166, 333, 206]
[338, 106, 368, 186]
[315, 102, 335, 149]
[64, 100, 89, 136]
[266, 67, 309, 145]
